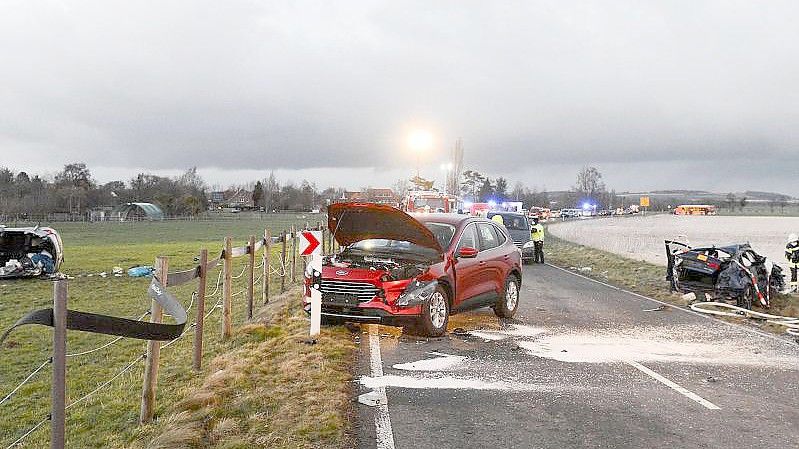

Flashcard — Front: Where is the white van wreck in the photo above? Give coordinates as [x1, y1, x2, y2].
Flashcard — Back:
[0, 225, 64, 278]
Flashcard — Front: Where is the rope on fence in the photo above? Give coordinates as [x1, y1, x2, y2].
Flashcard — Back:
[4, 416, 49, 449]
[65, 351, 146, 411]
[207, 269, 224, 297]
[231, 264, 248, 280]
[0, 358, 51, 407]
[162, 300, 221, 350]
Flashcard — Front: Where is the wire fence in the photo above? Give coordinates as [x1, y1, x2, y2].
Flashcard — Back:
[0, 223, 335, 448]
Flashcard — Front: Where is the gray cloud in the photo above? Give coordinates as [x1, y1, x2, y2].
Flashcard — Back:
[1, 1, 798, 194]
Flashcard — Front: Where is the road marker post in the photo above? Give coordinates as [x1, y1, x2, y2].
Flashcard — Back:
[300, 230, 324, 336]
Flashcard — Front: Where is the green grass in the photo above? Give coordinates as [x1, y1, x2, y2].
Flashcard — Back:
[0, 217, 350, 448]
[545, 234, 799, 334]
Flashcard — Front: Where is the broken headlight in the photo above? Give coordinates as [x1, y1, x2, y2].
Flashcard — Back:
[522, 241, 535, 249]
[396, 280, 438, 307]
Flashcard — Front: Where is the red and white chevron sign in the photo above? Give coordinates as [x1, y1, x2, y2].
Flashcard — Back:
[299, 230, 322, 256]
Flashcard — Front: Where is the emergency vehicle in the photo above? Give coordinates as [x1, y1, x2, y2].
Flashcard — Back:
[401, 190, 456, 213]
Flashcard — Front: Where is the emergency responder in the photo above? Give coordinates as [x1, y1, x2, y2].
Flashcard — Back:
[491, 214, 505, 225]
[786, 233, 799, 292]
[531, 217, 545, 263]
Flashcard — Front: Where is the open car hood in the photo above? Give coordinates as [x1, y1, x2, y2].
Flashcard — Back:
[328, 202, 443, 253]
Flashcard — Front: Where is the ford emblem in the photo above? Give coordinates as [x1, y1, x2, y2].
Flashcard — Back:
[335, 270, 349, 276]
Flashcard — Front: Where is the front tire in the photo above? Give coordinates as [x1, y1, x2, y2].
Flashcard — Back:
[494, 275, 520, 318]
[414, 285, 449, 337]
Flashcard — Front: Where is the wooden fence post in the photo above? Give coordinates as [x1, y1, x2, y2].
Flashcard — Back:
[193, 249, 208, 371]
[140, 256, 167, 424]
[291, 225, 297, 284]
[51, 280, 67, 449]
[263, 229, 270, 304]
[247, 235, 255, 320]
[280, 229, 287, 293]
[222, 237, 232, 339]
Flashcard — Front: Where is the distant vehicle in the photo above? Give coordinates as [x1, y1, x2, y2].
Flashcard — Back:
[468, 202, 491, 216]
[0, 226, 64, 279]
[674, 204, 717, 215]
[402, 190, 456, 213]
[549, 209, 562, 218]
[665, 240, 784, 309]
[487, 211, 534, 264]
[560, 208, 581, 219]
[306, 203, 522, 336]
[528, 207, 551, 221]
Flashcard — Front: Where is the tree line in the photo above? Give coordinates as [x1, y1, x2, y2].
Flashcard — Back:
[0, 162, 618, 217]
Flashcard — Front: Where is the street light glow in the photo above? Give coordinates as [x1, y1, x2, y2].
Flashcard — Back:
[408, 130, 433, 152]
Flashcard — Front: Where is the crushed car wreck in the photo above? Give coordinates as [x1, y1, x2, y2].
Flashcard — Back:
[305, 202, 522, 336]
[665, 240, 784, 309]
[0, 225, 64, 279]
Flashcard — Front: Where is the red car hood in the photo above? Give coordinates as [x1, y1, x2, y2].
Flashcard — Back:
[327, 202, 443, 253]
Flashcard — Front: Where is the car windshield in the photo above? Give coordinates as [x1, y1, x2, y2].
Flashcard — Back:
[413, 197, 446, 209]
[490, 214, 528, 230]
[348, 222, 455, 254]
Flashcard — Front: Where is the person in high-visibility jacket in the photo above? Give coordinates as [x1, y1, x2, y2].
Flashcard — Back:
[786, 233, 799, 292]
[531, 218, 545, 264]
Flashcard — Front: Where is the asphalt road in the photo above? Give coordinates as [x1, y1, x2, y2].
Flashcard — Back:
[355, 263, 799, 449]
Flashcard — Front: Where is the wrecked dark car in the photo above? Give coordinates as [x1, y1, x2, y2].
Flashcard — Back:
[0, 225, 64, 279]
[665, 240, 784, 309]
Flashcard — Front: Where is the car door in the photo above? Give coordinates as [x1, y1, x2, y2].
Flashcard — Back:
[476, 222, 507, 295]
[453, 223, 483, 306]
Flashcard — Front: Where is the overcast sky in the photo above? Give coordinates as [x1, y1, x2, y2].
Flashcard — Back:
[2, 1, 798, 195]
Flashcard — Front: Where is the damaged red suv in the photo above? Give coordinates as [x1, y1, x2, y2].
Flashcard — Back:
[304, 202, 523, 336]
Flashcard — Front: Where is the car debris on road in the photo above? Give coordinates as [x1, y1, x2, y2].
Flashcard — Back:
[665, 240, 785, 309]
[0, 225, 63, 279]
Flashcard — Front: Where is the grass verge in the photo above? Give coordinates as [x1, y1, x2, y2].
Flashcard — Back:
[141, 289, 356, 449]
[546, 235, 799, 336]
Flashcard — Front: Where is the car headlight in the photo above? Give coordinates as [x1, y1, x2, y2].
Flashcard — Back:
[523, 241, 535, 249]
[396, 280, 438, 307]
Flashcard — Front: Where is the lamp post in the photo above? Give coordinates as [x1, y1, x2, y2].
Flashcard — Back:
[440, 162, 453, 195]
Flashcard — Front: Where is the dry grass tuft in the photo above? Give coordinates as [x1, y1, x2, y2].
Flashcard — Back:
[143, 288, 357, 448]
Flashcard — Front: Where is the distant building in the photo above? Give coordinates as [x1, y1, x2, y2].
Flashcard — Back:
[339, 188, 399, 207]
[208, 188, 255, 210]
[111, 203, 165, 221]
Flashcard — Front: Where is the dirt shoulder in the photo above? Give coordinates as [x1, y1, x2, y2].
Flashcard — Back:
[545, 235, 799, 337]
[141, 288, 358, 449]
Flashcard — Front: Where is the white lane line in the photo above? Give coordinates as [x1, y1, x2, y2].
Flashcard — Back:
[544, 263, 795, 347]
[368, 325, 396, 449]
[626, 360, 721, 410]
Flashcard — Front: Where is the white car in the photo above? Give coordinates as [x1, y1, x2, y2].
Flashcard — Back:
[0, 225, 64, 278]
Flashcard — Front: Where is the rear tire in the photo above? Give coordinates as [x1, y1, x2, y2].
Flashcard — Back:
[494, 275, 520, 318]
[413, 285, 449, 337]
[736, 285, 754, 310]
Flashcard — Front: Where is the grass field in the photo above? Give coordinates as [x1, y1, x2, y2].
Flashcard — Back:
[0, 217, 354, 448]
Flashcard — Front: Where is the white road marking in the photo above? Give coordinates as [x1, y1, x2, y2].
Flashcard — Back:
[544, 263, 795, 347]
[368, 325, 396, 449]
[626, 360, 721, 410]
[392, 353, 466, 371]
[359, 374, 585, 392]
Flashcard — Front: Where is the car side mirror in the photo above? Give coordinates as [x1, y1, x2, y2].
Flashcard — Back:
[457, 247, 478, 259]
